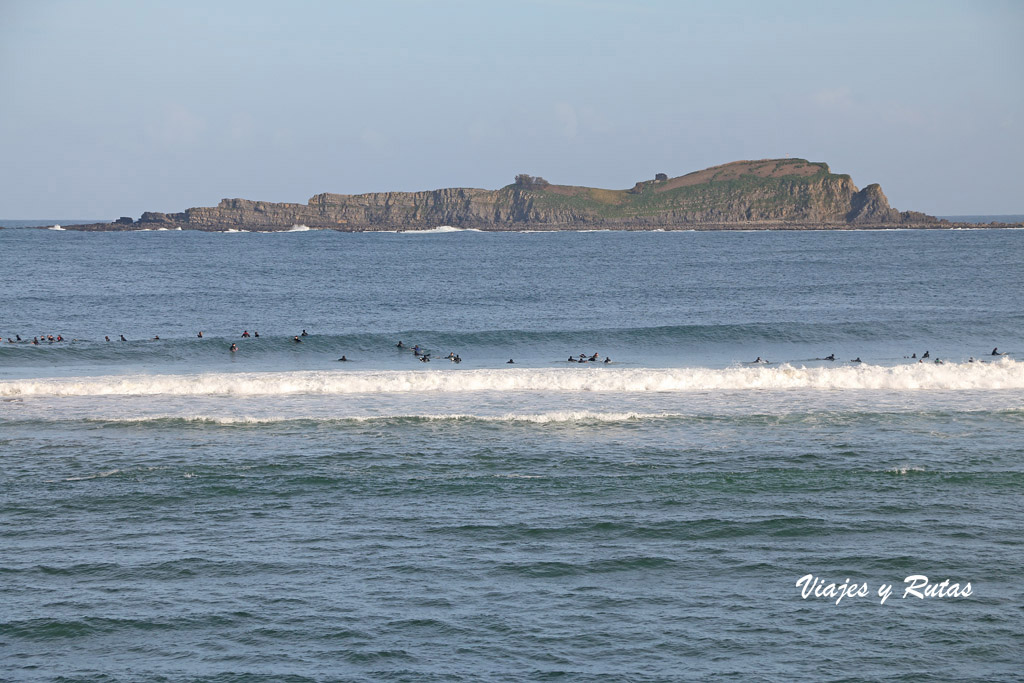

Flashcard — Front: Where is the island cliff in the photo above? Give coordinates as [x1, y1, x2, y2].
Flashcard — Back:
[66, 159, 951, 232]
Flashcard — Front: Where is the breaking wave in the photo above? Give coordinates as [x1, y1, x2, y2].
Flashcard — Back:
[402, 226, 482, 234]
[2, 361, 1022, 398]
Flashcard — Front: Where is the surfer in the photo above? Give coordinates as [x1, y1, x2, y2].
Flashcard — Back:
[229, 343, 237, 352]
[911, 353, 916, 359]
[254, 331, 259, 338]
[453, 355, 461, 363]
[338, 355, 348, 361]
[824, 354, 835, 361]
[152, 335, 160, 340]
[105, 336, 110, 342]
[851, 358, 862, 363]
[413, 345, 421, 356]
[604, 356, 611, 363]
[242, 330, 250, 338]
[120, 335, 126, 341]
[992, 347, 1001, 356]
[293, 336, 302, 343]
[507, 359, 515, 364]
[197, 331, 203, 338]
[396, 341, 404, 348]
[589, 353, 599, 361]
[419, 355, 430, 362]
[301, 329, 309, 337]
[922, 350, 930, 358]
[568, 356, 575, 362]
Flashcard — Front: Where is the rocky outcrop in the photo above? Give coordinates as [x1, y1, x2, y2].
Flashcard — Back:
[64, 159, 950, 232]
[847, 184, 900, 223]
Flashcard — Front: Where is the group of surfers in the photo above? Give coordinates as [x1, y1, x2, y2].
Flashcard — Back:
[750, 348, 1006, 365]
[568, 353, 612, 364]
[395, 341, 461, 364]
[5, 331, 1010, 366]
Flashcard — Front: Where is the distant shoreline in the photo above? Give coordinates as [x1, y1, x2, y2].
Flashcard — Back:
[9, 215, 1024, 231]
[5, 221, 1023, 232]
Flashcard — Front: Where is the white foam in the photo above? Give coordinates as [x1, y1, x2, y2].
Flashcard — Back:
[61, 469, 120, 482]
[48, 225, 64, 230]
[80, 411, 672, 425]
[403, 226, 481, 234]
[888, 466, 926, 475]
[287, 224, 311, 232]
[3, 361, 1022, 398]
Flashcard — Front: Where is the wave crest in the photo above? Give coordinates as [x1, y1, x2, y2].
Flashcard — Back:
[1, 361, 1022, 398]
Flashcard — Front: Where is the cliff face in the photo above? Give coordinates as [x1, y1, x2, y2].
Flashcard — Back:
[847, 184, 900, 223]
[76, 159, 942, 231]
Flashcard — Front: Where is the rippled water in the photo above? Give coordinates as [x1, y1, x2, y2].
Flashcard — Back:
[1, 228, 1022, 681]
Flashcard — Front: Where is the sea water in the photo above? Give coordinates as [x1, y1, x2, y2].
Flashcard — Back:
[1, 227, 1022, 680]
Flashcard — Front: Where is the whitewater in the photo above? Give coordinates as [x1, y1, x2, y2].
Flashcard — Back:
[3, 360, 1022, 397]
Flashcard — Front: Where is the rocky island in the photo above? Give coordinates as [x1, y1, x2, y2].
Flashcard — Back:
[62, 159, 978, 232]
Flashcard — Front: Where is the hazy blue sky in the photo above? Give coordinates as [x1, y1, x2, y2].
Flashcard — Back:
[1, 0, 1021, 217]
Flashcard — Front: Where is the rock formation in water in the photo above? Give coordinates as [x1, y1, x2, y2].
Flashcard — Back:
[64, 159, 951, 232]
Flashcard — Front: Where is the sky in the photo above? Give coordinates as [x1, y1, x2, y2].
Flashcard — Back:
[1, 0, 1021, 218]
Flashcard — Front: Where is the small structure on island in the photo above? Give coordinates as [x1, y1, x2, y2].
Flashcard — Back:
[514, 174, 550, 189]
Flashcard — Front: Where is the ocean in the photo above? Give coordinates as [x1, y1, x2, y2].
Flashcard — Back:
[1, 226, 1022, 681]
